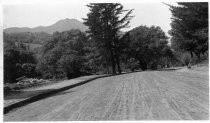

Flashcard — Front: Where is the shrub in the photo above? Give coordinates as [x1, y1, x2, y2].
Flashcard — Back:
[4, 44, 38, 83]
[181, 53, 191, 66]
[37, 30, 88, 79]
[21, 63, 38, 78]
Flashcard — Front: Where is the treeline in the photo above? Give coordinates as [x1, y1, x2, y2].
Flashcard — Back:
[4, 2, 208, 83]
[4, 32, 51, 44]
[169, 2, 208, 63]
[36, 30, 90, 79]
[4, 40, 40, 83]
[121, 26, 175, 70]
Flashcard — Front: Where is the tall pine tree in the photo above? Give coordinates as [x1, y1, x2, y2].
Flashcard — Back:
[168, 2, 208, 59]
[83, 3, 133, 74]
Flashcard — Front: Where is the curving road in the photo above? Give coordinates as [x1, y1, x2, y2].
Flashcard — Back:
[4, 70, 209, 121]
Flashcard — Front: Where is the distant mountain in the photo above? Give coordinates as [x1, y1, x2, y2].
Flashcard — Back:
[4, 18, 88, 34]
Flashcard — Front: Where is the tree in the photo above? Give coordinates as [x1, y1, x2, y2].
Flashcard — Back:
[36, 29, 89, 79]
[4, 40, 38, 83]
[168, 2, 208, 59]
[83, 3, 133, 74]
[3, 32, 51, 44]
[121, 25, 170, 70]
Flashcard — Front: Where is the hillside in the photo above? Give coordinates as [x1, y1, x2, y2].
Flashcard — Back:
[4, 32, 52, 44]
[4, 18, 88, 34]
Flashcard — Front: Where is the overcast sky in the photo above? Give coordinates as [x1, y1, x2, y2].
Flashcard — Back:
[3, 1, 177, 36]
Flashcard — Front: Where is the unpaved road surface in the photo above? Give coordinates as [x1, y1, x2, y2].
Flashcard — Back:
[4, 70, 209, 121]
[4, 75, 103, 107]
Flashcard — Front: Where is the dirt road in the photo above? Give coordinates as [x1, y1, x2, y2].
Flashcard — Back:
[4, 70, 209, 121]
[4, 75, 104, 107]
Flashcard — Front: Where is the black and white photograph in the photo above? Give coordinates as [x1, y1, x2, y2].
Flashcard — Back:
[1, 0, 209, 121]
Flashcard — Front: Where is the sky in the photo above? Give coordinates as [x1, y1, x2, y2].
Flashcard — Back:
[3, 0, 177, 36]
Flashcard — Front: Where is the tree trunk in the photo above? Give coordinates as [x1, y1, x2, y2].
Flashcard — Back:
[205, 51, 208, 57]
[115, 50, 122, 74]
[105, 57, 109, 74]
[110, 50, 116, 74]
[190, 51, 194, 58]
[195, 52, 201, 62]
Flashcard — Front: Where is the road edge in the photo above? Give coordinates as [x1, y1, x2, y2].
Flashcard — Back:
[4, 74, 111, 114]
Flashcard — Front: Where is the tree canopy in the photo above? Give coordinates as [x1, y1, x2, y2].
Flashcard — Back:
[4, 39, 38, 83]
[36, 29, 89, 79]
[4, 2, 208, 84]
[168, 2, 208, 58]
[121, 25, 173, 70]
[83, 3, 133, 74]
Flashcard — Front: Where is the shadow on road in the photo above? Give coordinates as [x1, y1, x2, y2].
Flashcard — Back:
[4, 90, 75, 100]
[4, 70, 153, 114]
[4, 75, 107, 114]
[155, 68, 183, 71]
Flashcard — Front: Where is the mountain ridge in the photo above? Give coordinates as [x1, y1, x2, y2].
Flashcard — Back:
[4, 18, 88, 34]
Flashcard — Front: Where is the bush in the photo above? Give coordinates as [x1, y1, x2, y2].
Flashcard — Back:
[42, 73, 54, 79]
[36, 29, 88, 80]
[150, 62, 158, 70]
[58, 55, 85, 79]
[4, 44, 39, 83]
[126, 58, 140, 71]
[181, 53, 191, 66]
[22, 63, 38, 78]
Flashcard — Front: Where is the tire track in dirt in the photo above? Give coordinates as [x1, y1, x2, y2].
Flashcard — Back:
[152, 71, 208, 120]
[140, 72, 181, 120]
[154, 71, 208, 111]
[4, 70, 209, 121]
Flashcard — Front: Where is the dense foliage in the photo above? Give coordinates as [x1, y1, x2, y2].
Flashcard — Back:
[4, 40, 39, 83]
[83, 3, 133, 74]
[4, 32, 52, 44]
[121, 25, 174, 70]
[4, 3, 208, 84]
[36, 29, 89, 79]
[169, 2, 208, 59]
